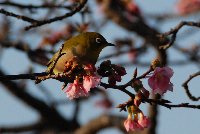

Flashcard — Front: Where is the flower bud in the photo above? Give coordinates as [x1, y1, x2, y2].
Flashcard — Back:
[112, 65, 127, 76]
[142, 88, 150, 98]
[151, 59, 162, 69]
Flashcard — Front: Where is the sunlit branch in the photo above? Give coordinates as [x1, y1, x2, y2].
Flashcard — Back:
[0, 9, 39, 23]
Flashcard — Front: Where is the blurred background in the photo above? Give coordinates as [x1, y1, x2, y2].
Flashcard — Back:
[0, 0, 200, 134]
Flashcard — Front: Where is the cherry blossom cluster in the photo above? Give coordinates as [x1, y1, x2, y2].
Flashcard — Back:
[62, 58, 127, 100]
[124, 59, 174, 132]
[63, 56, 101, 100]
[62, 57, 174, 132]
[132, 80, 150, 107]
[124, 105, 151, 132]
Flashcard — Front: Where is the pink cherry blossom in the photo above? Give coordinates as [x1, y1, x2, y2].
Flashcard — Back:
[124, 120, 144, 132]
[175, 0, 200, 15]
[95, 98, 113, 109]
[128, 49, 136, 62]
[124, 115, 144, 132]
[146, 67, 174, 95]
[82, 63, 101, 90]
[126, 1, 140, 17]
[63, 79, 88, 100]
[63, 62, 101, 99]
[124, 119, 134, 132]
[84, 63, 96, 75]
[138, 116, 151, 128]
[133, 122, 144, 131]
[83, 74, 102, 90]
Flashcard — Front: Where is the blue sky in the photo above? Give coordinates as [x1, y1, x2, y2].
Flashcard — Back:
[1, 0, 200, 134]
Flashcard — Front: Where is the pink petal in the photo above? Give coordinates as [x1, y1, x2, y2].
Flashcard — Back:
[138, 116, 151, 128]
[147, 67, 174, 95]
[83, 76, 93, 91]
[64, 82, 88, 99]
[91, 74, 102, 88]
[167, 82, 173, 92]
[124, 120, 133, 132]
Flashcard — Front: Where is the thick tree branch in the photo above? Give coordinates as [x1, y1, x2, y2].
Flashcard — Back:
[0, 69, 76, 132]
[74, 115, 127, 134]
[103, 0, 168, 65]
[102, 1, 169, 134]
[0, 41, 50, 65]
[0, 122, 43, 133]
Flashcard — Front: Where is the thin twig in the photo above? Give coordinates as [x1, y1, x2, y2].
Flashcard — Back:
[0, 1, 72, 10]
[100, 66, 154, 98]
[182, 71, 200, 101]
[0, 122, 43, 133]
[25, 0, 88, 30]
[143, 98, 200, 109]
[158, 21, 200, 50]
[117, 97, 200, 112]
[0, 0, 88, 30]
[47, 44, 65, 74]
[0, 9, 39, 23]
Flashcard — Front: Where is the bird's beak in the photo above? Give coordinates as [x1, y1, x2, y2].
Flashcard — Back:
[106, 43, 115, 46]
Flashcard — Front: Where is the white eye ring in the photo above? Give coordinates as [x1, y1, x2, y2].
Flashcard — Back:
[96, 38, 101, 43]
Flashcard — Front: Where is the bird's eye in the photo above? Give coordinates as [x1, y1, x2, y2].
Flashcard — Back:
[96, 38, 101, 43]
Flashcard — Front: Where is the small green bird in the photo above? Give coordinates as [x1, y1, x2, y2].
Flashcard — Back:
[35, 32, 114, 84]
